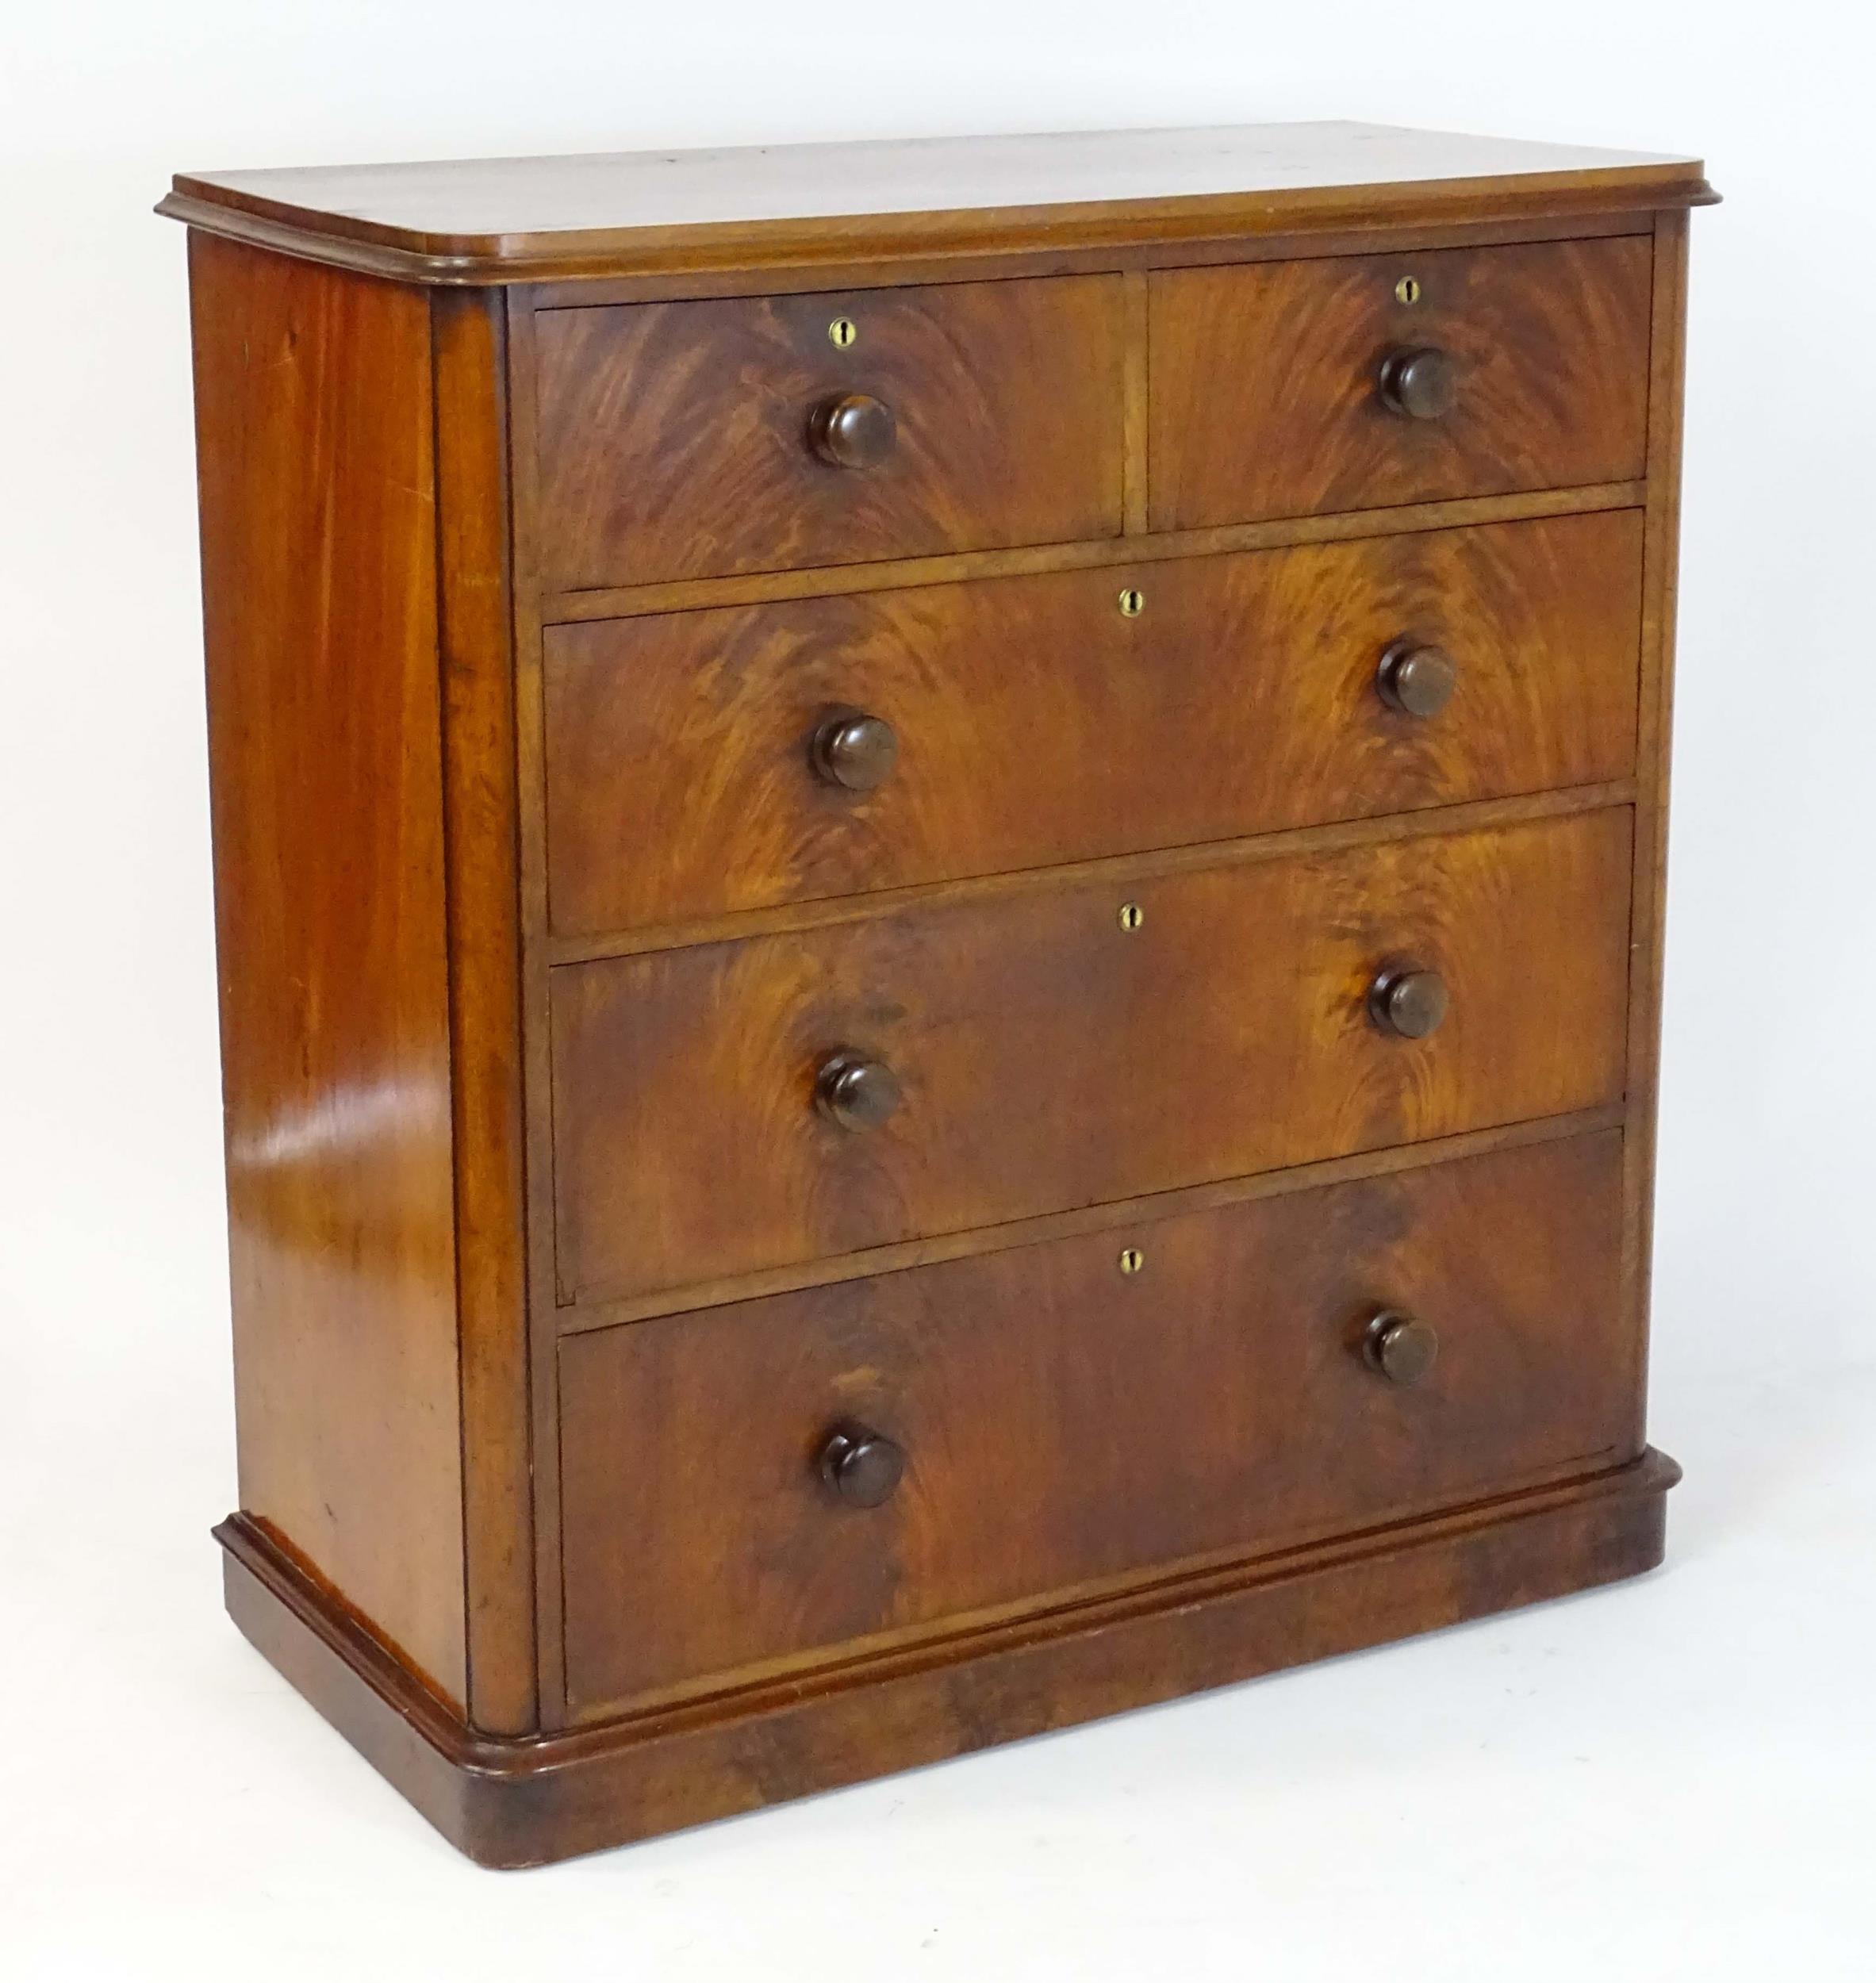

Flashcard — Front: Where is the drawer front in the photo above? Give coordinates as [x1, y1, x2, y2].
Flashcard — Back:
[532, 277, 1126, 589]
[551, 809, 1631, 1305]
[560, 1130, 1632, 1714]
[1149, 237, 1652, 529]
[544, 511, 1642, 936]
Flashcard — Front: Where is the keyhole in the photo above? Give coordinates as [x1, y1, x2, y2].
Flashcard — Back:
[828, 316, 857, 348]
[1395, 276, 1421, 305]
[1118, 587, 1145, 618]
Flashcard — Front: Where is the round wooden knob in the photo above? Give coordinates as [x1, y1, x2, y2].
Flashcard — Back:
[1378, 346, 1459, 420]
[811, 711, 898, 792]
[815, 1050, 902, 1130]
[808, 393, 896, 469]
[1368, 963, 1448, 1039]
[819, 1422, 905, 1507]
[1362, 1309, 1440, 1387]
[1376, 642, 1457, 719]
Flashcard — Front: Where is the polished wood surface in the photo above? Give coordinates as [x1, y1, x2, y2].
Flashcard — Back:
[170, 121, 1702, 1863]
[220, 1453, 1678, 1864]
[559, 1132, 1631, 1713]
[541, 481, 1647, 627]
[542, 511, 1642, 934]
[159, 123, 1711, 286]
[432, 289, 536, 1735]
[530, 278, 1125, 587]
[559, 1107, 1625, 1333]
[1621, 208, 1693, 1452]
[1150, 236, 1652, 527]
[188, 233, 466, 1708]
[551, 809, 1632, 1304]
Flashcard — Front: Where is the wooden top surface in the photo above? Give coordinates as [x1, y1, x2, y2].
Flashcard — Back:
[159, 121, 1714, 286]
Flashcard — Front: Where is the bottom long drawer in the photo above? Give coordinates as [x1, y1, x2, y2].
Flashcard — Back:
[559, 1129, 1633, 1719]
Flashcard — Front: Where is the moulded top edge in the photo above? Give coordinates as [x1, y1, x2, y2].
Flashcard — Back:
[158, 121, 1717, 286]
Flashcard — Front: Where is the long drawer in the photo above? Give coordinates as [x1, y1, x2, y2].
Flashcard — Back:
[559, 1130, 1634, 1715]
[543, 511, 1643, 936]
[531, 276, 1126, 589]
[551, 808, 1632, 1306]
[1149, 236, 1653, 528]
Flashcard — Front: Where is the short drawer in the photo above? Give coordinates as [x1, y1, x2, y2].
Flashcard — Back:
[559, 1130, 1633, 1715]
[1149, 236, 1652, 529]
[551, 808, 1631, 1306]
[543, 510, 1641, 935]
[531, 277, 1126, 589]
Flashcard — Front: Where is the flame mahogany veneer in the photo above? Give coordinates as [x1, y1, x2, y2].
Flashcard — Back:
[165, 121, 1711, 1864]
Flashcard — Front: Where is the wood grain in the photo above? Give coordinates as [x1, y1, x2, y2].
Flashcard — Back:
[547, 783, 1635, 969]
[1620, 211, 1692, 1449]
[1149, 236, 1653, 528]
[531, 278, 1125, 589]
[518, 214, 1655, 316]
[159, 122, 1712, 286]
[1122, 269, 1149, 532]
[219, 1452, 1679, 1864]
[539, 481, 1646, 627]
[188, 232, 466, 1707]
[558, 1106, 1625, 1334]
[432, 287, 535, 1735]
[542, 511, 1642, 934]
[551, 809, 1633, 1305]
[502, 294, 571, 1727]
[558, 1131, 1632, 1714]
[170, 123, 1707, 1865]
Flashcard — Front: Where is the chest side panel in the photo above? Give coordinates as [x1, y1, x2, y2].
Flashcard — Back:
[190, 232, 466, 1709]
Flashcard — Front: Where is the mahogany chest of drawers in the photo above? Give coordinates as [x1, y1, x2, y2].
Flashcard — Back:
[163, 122, 1713, 1865]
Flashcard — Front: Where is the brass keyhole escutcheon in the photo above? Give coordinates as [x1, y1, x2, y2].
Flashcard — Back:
[1395, 275, 1421, 305]
[1118, 587, 1145, 617]
[1118, 1247, 1145, 1275]
[828, 316, 857, 348]
[1118, 901, 1145, 932]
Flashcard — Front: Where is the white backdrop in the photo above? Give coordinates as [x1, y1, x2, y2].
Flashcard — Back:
[4, 4, 1873, 1974]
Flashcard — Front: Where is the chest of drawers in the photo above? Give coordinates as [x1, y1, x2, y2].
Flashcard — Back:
[163, 121, 1713, 1866]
